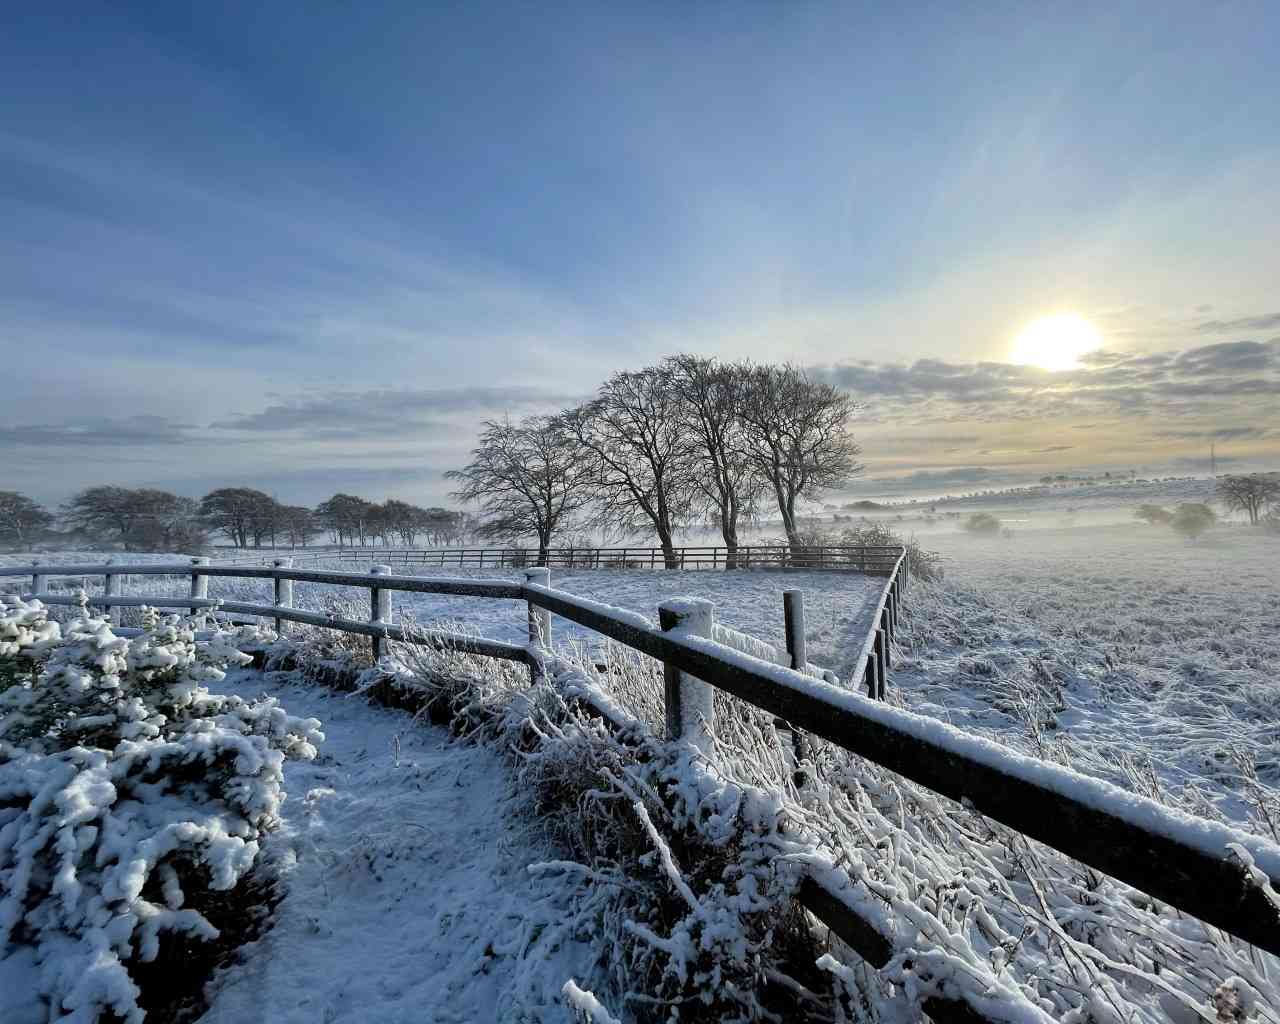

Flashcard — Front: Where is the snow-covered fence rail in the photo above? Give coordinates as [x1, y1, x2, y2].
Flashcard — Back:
[329, 543, 906, 573]
[6, 557, 1280, 985]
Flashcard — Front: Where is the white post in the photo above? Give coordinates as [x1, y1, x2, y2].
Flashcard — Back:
[273, 557, 293, 635]
[31, 560, 45, 598]
[522, 566, 552, 683]
[370, 564, 392, 662]
[190, 557, 210, 629]
[658, 598, 716, 756]
[103, 561, 121, 627]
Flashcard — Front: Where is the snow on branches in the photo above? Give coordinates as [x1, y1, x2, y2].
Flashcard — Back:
[0, 597, 323, 1024]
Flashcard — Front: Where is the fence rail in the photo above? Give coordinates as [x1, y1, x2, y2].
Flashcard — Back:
[5, 553, 1280, 1021]
[326, 544, 906, 573]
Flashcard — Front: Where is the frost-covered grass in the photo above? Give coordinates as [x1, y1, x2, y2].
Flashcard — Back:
[894, 524, 1280, 833]
[0, 598, 321, 1024]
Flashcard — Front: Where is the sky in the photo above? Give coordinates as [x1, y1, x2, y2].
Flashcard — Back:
[4, 1, 1279, 507]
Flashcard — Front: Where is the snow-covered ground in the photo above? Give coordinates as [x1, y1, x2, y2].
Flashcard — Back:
[200, 668, 597, 1024]
[895, 522, 1280, 829]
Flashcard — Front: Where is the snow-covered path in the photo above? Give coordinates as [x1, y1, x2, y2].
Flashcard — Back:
[200, 670, 595, 1024]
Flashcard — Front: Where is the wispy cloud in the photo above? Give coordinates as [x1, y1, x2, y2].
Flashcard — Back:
[210, 386, 580, 440]
[1194, 313, 1280, 334]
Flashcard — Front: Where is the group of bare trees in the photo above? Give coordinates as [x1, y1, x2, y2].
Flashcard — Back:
[0, 485, 470, 553]
[312, 494, 465, 548]
[448, 357, 864, 567]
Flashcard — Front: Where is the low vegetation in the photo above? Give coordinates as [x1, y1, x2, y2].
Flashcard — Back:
[0, 597, 322, 1023]
[963, 511, 1002, 535]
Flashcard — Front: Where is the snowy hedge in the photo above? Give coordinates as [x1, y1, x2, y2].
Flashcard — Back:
[0, 597, 323, 1024]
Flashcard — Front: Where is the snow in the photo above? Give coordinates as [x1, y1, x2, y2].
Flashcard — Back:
[892, 522, 1280, 829]
[198, 669, 599, 1024]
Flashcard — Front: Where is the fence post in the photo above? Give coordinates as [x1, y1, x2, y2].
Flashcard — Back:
[864, 632, 883, 700]
[522, 567, 552, 684]
[782, 590, 812, 779]
[370, 564, 392, 662]
[103, 561, 121, 627]
[658, 598, 715, 756]
[273, 557, 293, 635]
[784, 589, 807, 670]
[190, 557, 210, 629]
[31, 561, 45, 599]
[876, 626, 888, 690]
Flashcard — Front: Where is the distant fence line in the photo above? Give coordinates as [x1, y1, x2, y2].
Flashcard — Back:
[324, 544, 906, 573]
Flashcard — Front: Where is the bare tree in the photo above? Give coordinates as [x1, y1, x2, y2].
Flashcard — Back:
[315, 493, 375, 546]
[664, 354, 761, 568]
[63, 487, 192, 551]
[278, 505, 319, 547]
[447, 415, 591, 562]
[199, 488, 281, 548]
[735, 363, 863, 550]
[563, 366, 697, 568]
[0, 491, 52, 550]
[1217, 473, 1280, 525]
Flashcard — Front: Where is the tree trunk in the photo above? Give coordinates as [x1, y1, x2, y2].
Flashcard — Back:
[658, 526, 679, 569]
[721, 507, 739, 570]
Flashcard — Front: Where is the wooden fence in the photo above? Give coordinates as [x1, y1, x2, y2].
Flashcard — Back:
[5, 555, 1280, 1022]
[326, 544, 906, 573]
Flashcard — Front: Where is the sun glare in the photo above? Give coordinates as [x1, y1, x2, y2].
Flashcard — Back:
[1010, 314, 1101, 371]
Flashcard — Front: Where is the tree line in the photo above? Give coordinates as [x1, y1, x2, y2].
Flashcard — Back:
[0, 486, 469, 552]
[447, 356, 864, 568]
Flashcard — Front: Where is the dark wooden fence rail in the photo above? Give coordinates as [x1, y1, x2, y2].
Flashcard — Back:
[326, 544, 906, 573]
[6, 554, 1280, 1021]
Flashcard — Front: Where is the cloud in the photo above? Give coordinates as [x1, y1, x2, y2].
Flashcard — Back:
[1195, 313, 1280, 334]
[0, 416, 202, 447]
[209, 386, 582, 440]
[1174, 340, 1276, 372]
[1155, 426, 1272, 442]
[815, 339, 1280, 425]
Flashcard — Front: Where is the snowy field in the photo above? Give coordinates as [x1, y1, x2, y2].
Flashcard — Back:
[895, 522, 1280, 831]
[199, 669, 597, 1023]
[0, 554, 886, 681]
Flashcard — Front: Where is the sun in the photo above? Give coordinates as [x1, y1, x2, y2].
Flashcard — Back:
[1010, 314, 1101, 371]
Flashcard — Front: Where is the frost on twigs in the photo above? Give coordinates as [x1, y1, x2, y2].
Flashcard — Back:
[0, 596, 323, 1024]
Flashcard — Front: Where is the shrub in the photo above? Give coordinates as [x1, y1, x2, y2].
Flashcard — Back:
[1264, 508, 1280, 536]
[1170, 502, 1216, 542]
[0, 597, 322, 1023]
[962, 512, 1001, 535]
[1134, 504, 1172, 525]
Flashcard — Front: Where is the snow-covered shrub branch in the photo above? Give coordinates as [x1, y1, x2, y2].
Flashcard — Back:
[0, 596, 323, 1024]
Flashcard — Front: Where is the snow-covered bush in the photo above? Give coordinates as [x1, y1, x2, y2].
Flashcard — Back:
[0, 596, 323, 1024]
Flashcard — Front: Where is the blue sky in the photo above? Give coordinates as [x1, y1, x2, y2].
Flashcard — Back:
[4, 1, 1278, 504]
